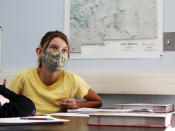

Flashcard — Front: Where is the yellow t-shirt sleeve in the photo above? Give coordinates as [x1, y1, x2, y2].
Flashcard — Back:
[73, 74, 90, 99]
[8, 71, 24, 94]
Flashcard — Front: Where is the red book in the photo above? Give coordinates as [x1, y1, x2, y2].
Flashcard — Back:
[88, 112, 172, 128]
[171, 112, 175, 127]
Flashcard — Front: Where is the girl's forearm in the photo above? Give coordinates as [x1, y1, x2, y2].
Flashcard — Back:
[76, 100, 102, 109]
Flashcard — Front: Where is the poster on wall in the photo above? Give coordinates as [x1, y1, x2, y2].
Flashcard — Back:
[65, 0, 163, 59]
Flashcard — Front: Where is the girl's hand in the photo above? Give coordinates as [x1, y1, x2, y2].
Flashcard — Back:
[60, 98, 77, 109]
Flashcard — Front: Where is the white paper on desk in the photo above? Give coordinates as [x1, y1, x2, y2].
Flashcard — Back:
[0, 115, 69, 125]
[165, 127, 175, 131]
[67, 108, 144, 114]
[46, 113, 89, 117]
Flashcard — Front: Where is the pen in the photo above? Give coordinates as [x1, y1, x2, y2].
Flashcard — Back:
[20, 117, 53, 120]
[69, 87, 77, 98]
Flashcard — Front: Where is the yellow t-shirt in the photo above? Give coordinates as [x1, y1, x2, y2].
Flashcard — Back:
[8, 68, 90, 115]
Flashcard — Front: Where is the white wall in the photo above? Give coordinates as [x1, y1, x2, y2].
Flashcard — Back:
[0, 0, 65, 72]
[164, 0, 175, 32]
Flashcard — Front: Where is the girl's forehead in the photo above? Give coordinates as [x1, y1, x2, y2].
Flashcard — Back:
[49, 37, 68, 47]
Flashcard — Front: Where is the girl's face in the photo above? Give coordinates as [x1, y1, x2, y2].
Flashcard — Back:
[46, 37, 69, 56]
[41, 37, 69, 72]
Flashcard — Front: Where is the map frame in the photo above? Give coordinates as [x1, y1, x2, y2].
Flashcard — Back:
[65, 0, 163, 59]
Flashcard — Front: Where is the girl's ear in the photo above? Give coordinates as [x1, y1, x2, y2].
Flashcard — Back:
[36, 47, 43, 58]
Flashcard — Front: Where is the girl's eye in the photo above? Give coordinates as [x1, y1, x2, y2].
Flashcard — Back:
[50, 46, 57, 50]
[62, 49, 68, 53]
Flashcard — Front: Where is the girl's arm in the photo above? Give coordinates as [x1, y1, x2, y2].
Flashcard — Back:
[76, 88, 102, 108]
[60, 89, 102, 109]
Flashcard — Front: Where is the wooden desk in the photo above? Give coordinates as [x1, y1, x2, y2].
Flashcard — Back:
[0, 116, 167, 131]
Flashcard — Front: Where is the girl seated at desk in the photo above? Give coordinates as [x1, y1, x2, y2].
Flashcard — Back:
[8, 30, 102, 115]
[0, 84, 35, 117]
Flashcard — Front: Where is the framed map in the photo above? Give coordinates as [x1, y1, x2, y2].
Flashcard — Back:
[65, 0, 163, 59]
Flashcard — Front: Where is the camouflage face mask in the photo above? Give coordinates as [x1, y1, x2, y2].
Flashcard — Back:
[42, 51, 68, 72]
